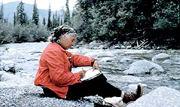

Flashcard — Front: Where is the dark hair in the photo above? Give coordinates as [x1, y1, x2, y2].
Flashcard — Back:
[48, 25, 76, 42]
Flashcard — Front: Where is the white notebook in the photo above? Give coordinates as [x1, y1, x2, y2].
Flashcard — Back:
[71, 66, 101, 81]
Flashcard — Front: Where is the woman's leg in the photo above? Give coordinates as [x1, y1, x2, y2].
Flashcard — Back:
[66, 74, 122, 100]
[42, 87, 60, 98]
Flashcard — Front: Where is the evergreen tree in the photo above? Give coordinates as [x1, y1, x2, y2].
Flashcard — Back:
[13, 12, 17, 26]
[47, 3, 51, 30]
[60, 15, 63, 25]
[71, 0, 93, 42]
[90, 1, 119, 42]
[32, 0, 39, 25]
[120, 0, 157, 40]
[178, 0, 180, 28]
[64, 0, 71, 25]
[57, 15, 60, 25]
[42, 17, 46, 25]
[52, 11, 59, 28]
[16, 1, 28, 25]
[153, 0, 179, 29]
[0, 2, 3, 21]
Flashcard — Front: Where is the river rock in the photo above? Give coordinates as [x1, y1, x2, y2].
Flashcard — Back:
[126, 87, 180, 107]
[152, 53, 170, 62]
[120, 57, 133, 64]
[84, 51, 114, 58]
[163, 59, 173, 64]
[0, 60, 16, 73]
[0, 71, 33, 88]
[0, 71, 20, 81]
[100, 57, 114, 62]
[123, 60, 164, 74]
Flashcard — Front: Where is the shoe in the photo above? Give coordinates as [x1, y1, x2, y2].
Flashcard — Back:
[103, 97, 124, 107]
[122, 84, 143, 103]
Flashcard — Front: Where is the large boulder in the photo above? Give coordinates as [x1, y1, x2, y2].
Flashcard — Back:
[123, 60, 164, 74]
[127, 87, 180, 107]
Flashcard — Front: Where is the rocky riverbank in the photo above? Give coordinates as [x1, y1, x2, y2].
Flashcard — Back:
[0, 42, 180, 107]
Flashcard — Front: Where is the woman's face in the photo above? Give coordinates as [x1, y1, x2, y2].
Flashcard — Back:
[60, 35, 76, 50]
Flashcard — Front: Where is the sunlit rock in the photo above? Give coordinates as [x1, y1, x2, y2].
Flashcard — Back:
[0, 71, 20, 81]
[163, 59, 173, 64]
[0, 60, 16, 73]
[0, 71, 33, 88]
[152, 53, 170, 62]
[123, 60, 164, 74]
[126, 87, 180, 107]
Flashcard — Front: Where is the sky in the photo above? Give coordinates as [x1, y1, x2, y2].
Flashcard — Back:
[0, 0, 77, 11]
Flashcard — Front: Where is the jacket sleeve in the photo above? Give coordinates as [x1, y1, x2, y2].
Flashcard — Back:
[44, 50, 81, 87]
[70, 53, 95, 67]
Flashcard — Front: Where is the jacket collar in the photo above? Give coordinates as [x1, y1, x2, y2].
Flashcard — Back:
[53, 42, 67, 53]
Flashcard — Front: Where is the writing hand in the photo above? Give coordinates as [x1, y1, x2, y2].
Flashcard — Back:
[92, 60, 100, 71]
[78, 68, 86, 78]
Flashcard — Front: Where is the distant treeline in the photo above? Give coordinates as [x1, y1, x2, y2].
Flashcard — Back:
[0, 0, 70, 44]
[0, 0, 180, 49]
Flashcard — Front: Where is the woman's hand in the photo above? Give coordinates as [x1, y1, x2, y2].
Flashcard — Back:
[92, 60, 100, 71]
[78, 69, 86, 78]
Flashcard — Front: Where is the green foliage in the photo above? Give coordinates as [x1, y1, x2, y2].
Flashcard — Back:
[0, 1, 53, 44]
[32, 0, 39, 25]
[51, 11, 60, 29]
[64, 0, 71, 25]
[47, 4, 52, 30]
[71, 0, 94, 42]
[13, 12, 16, 26]
[12, 23, 49, 42]
[71, 0, 179, 46]
[0, 2, 3, 20]
[91, 1, 119, 41]
[0, 22, 50, 44]
[42, 17, 46, 25]
[16, 1, 28, 25]
[153, 1, 179, 29]
[0, 22, 13, 44]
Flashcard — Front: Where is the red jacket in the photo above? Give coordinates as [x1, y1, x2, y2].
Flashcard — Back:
[34, 42, 94, 98]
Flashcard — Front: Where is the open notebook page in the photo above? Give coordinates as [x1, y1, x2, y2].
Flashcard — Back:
[71, 66, 101, 81]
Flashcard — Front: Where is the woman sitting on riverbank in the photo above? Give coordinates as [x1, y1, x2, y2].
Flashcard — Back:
[34, 25, 143, 104]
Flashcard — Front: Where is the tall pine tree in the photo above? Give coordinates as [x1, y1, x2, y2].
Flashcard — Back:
[0, 2, 3, 21]
[16, 1, 28, 25]
[13, 12, 17, 26]
[52, 11, 59, 28]
[42, 17, 46, 25]
[64, 0, 71, 25]
[47, 3, 51, 30]
[71, 0, 94, 42]
[32, 0, 39, 25]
